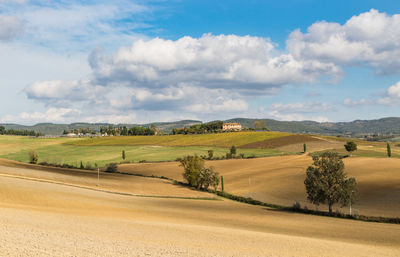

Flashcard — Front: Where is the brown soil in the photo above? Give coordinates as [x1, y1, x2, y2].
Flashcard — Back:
[239, 134, 323, 149]
[1, 163, 400, 256]
[120, 155, 400, 217]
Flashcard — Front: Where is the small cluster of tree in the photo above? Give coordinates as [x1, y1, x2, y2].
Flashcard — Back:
[304, 151, 358, 214]
[100, 125, 156, 136]
[253, 120, 268, 131]
[0, 126, 42, 137]
[364, 134, 395, 141]
[63, 128, 96, 135]
[180, 155, 220, 191]
[199, 146, 246, 160]
[172, 121, 223, 135]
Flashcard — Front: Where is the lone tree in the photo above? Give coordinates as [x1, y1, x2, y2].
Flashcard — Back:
[28, 150, 38, 164]
[303, 143, 307, 153]
[207, 149, 214, 160]
[344, 141, 357, 156]
[387, 143, 392, 157]
[230, 145, 237, 155]
[122, 150, 126, 160]
[304, 151, 358, 214]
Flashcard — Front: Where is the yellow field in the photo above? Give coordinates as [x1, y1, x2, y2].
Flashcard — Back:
[119, 155, 400, 217]
[67, 131, 291, 147]
[0, 160, 399, 256]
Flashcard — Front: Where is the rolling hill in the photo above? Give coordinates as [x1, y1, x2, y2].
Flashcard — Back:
[2, 117, 400, 136]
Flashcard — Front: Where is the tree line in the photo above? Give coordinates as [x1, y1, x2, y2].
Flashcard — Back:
[172, 121, 224, 134]
[99, 125, 156, 136]
[0, 126, 42, 137]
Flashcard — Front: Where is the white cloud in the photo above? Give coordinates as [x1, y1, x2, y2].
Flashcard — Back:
[89, 34, 341, 90]
[270, 102, 331, 113]
[6, 8, 400, 124]
[377, 81, 400, 106]
[1, 0, 149, 51]
[0, 0, 26, 3]
[287, 9, 400, 74]
[268, 102, 331, 122]
[0, 15, 24, 40]
[343, 98, 374, 106]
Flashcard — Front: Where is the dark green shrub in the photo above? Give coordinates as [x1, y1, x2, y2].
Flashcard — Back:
[106, 163, 118, 172]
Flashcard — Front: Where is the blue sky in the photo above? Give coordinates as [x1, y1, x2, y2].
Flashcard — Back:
[0, 0, 400, 124]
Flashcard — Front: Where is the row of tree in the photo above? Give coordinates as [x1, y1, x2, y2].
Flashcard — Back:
[0, 126, 42, 137]
[99, 125, 156, 136]
[172, 121, 224, 134]
[62, 128, 97, 135]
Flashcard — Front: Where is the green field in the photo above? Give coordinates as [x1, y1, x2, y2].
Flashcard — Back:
[0, 135, 288, 167]
[67, 131, 290, 147]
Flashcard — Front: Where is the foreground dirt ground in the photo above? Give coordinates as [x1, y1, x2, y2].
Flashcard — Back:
[0, 160, 399, 256]
[120, 155, 400, 217]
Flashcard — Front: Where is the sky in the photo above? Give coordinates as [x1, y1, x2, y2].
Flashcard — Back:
[1, 0, 400, 125]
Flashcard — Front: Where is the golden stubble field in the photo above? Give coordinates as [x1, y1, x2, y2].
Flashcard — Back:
[0, 159, 399, 256]
[120, 155, 400, 217]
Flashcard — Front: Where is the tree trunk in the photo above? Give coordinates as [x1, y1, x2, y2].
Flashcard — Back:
[328, 202, 333, 215]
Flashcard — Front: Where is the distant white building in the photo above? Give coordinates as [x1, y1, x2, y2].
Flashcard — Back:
[222, 123, 242, 131]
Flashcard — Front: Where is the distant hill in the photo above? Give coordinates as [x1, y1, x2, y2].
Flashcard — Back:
[0, 120, 202, 135]
[2, 117, 400, 136]
[225, 117, 400, 135]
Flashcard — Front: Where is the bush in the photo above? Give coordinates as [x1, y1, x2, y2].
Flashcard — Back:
[106, 163, 118, 173]
[29, 150, 38, 164]
[230, 145, 237, 155]
[207, 150, 214, 159]
[292, 201, 301, 210]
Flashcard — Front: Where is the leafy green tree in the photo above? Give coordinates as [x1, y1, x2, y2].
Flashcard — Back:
[180, 155, 205, 188]
[28, 150, 38, 164]
[387, 143, 392, 157]
[303, 143, 307, 153]
[344, 141, 357, 156]
[207, 149, 214, 160]
[304, 151, 358, 214]
[198, 167, 220, 191]
[122, 150, 126, 160]
[230, 145, 237, 155]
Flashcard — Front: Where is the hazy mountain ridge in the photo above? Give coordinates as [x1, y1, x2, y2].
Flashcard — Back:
[2, 117, 400, 136]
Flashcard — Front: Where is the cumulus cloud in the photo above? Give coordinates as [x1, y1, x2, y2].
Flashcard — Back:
[287, 9, 400, 74]
[15, 9, 400, 123]
[377, 81, 400, 105]
[89, 34, 340, 90]
[269, 102, 331, 122]
[0, 15, 24, 40]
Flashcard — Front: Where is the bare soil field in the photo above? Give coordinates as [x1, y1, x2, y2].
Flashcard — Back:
[0, 159, 212, 199]
[120, 155, 400, 217]
[0, 163, 399, 256]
